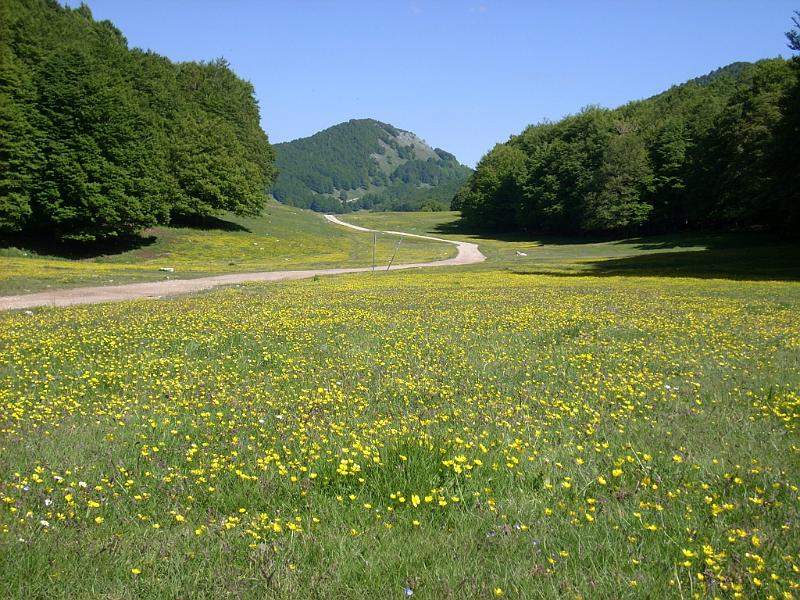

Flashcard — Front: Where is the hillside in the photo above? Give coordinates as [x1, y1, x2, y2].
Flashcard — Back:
[454, 58, 800, 234]
[271, 119, 472, 213]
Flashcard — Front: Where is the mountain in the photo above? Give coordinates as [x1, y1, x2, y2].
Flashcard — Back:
[454, 58, 799, 234]
[271, 119, 472, 212]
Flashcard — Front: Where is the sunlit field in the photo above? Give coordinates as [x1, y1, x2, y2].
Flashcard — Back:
[0, 202, 452, 295]
[2, 269, 798, 599]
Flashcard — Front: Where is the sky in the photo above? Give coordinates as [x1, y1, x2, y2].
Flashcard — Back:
[64, 1, 797, 167]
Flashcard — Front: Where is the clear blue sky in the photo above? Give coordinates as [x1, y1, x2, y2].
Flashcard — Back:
[65, 1, 797, 167]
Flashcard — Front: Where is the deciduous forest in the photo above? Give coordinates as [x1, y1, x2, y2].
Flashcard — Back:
[0, 0, 276, 242]
[454, 57, 800, 234]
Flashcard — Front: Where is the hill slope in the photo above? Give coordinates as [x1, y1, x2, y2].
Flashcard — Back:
[271, 119, 472, 213]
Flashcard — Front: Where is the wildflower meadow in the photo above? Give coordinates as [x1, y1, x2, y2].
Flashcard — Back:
[1, 269, 798, 598]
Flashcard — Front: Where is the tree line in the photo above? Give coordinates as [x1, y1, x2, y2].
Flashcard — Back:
[0, 0, 276, 243]
[454, 50, 799, 235]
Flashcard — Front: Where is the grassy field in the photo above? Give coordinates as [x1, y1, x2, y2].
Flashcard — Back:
[2, 266, 799, 598]
[0, 202, 453, 295]
[346, 211, 800, 281]
[4, 207, 797, 297]
[2, 209, 799, 598]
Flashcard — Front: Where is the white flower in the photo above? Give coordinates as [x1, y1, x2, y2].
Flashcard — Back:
[78, 481, 87, 488]
[44, 498, 52, 506]
[39, 520, 50, 527]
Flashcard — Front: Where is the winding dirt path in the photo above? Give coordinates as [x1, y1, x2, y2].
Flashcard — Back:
[0, 215, 484, 310]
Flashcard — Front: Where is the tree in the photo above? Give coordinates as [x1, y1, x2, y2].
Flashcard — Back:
[649, 117, 688, 228]
[583, 127, 653, 232]
[517, 107, 613, 233]
[455, 144, 526, 230]
[773, 11, 800, 228]
[786, 11, 800, 51]
[692, 60, 793, 229]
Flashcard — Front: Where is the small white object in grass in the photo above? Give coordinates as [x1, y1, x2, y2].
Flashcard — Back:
[159, 267, 175, 272]
[404, 588, 414, 596]
[515, 251, 527, 256]
[23, 310, 34, 316]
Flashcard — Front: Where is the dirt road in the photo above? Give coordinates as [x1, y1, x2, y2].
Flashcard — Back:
[0, 215, 485, 310]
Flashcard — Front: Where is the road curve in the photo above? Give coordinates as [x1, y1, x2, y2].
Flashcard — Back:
[323, 215, 484, 266]
[0, 215, 485, 310]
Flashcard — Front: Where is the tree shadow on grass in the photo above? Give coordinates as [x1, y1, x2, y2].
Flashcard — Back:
[169, 213, 251, 232]
[433, 217, 624, 245]
[0, 214, 251, 260]
[512, 235, 800, 282]
[0, 232, 158, 260]
[437, 218, 800, 281]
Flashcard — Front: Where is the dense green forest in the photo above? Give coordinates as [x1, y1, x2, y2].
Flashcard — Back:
[0, 0, 276, 242]
[454, 54, 800, 234]
[271, 119, 472, 213]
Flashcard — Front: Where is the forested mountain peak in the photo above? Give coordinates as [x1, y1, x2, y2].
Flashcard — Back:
[271, 119, 472, 213]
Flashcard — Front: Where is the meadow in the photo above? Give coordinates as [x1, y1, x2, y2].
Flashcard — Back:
[0, 202, 452, 295]
[345, 212, 800, 281]
[1, 260, 799, 598]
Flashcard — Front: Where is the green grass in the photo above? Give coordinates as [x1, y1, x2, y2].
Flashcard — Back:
[1, 269, 799, 599]
[345, 211, 800, 281]
[7, 206, 795, 297]
[0, 202, 453, 295]
[2, 208, 799, 598]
